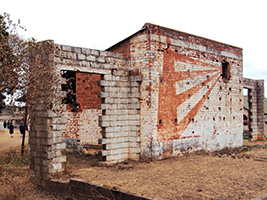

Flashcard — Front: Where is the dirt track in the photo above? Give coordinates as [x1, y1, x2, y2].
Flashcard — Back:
[0, 129, 28, 151]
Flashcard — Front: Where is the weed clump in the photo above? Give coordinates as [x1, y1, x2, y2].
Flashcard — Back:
[0, 148, 30, 200]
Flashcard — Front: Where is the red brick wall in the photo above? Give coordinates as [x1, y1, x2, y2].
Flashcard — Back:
[62, 72, 102, 144]
[149, 24, 243, 154]
[112, 23, 243, 157]
[107, 39, 131, 59]
[157, 50, 221, 141]
[76, 73, 101, 110]
[145, 23, 242, 56]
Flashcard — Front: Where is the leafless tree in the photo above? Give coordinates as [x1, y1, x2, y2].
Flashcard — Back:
[0, 13, 60, 155]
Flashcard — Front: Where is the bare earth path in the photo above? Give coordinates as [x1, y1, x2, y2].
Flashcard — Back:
[0, 129, 28, 151]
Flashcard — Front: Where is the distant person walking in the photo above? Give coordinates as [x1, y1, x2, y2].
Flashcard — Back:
[19, 123, 25, 138]
[8, 122, 14, 138]
[3, 120, 6, 128]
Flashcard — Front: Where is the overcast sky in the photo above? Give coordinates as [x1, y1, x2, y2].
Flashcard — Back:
[2, 0, 267, 95]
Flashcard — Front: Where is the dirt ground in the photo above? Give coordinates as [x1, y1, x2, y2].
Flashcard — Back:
[0, 130, 61, 200]
[1, 129, 267, 200]
[0, 129, 28, 151]
[63, 140, 267, 200]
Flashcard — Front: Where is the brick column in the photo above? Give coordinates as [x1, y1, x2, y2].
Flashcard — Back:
[29, 41, 66, 185]
[99, 69, 141, 163]
[256, 80, 265, 139]
[243, 78, 265, 140]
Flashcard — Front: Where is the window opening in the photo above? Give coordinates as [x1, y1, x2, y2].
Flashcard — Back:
[221, 60, 230, 80]
[61, 70, 79, 112]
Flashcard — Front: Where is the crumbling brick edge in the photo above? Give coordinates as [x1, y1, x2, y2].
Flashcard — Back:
[37, 178, 153, 200]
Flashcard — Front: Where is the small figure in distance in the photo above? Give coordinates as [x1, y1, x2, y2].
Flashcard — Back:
[8, 122, 14, 138]
[19, 123, 25, 138]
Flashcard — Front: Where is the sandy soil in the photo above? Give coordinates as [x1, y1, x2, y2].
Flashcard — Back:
[64, 140, 267, 200]
[0, 129, 28, 151]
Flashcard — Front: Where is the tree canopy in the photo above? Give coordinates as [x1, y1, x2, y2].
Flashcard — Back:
[0, 13, 30, 110]
[0, 13, 62, 116]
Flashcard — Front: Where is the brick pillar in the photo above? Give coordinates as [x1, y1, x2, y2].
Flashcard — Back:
[243, 78, 265, 141]
[29, 40, 66, 185]
[248, 88, 258, 139]
[256, 80, 265, 140]
[99, 69, 141, 163]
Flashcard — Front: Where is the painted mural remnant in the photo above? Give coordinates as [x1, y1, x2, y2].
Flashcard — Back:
[107, 23, 243, 158]
[29, 23, 264, 184]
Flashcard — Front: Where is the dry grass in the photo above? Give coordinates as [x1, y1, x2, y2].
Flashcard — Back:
[64, 140, 267, 200]
[0, 145, 62, 200]
[1, 131, 266, 200]
[0, 145, 30, 200]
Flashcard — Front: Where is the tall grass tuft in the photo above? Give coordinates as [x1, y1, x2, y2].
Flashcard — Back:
[0, 147, 30, 200]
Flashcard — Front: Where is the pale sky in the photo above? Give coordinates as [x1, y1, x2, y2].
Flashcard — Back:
[2, 0, 267, 95]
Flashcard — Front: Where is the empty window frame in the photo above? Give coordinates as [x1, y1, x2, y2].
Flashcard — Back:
[221, 60, 230, 80]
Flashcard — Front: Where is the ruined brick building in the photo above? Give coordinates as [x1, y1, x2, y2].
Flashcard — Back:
[29, 23, 264, 183]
